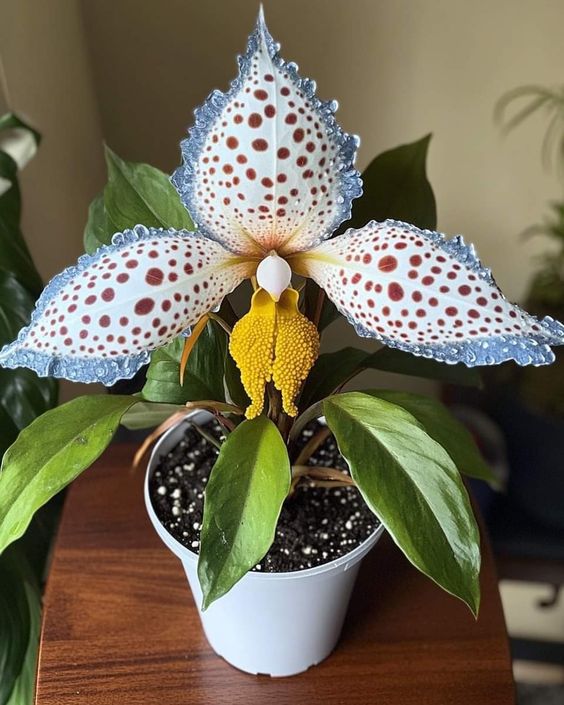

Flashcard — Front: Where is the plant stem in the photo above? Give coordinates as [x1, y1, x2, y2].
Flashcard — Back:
[293, 425, 331, 465]
[184, 400, 244, 416]
[214, 412, 236, 433]
[291, 465, 355, 484]
[289, 464, 355, 493]
[191, 422, 222, 450]
[208, 312, 232, 335]
[312, 288, 325, 329]
[288, 400, 324, 441]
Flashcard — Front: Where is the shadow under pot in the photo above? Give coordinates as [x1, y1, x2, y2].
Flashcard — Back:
[144, 412, 384, 677]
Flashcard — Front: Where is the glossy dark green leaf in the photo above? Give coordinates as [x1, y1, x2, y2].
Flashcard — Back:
[299, 347, 368, 410]
[0, 550, 30, 705]
[299, 346, 480, 411]
[0, 546, 40, 705]
[142, 321, 227, 405]
[363, 347, 481, 387]
[104, 146, 194, 232]
[4, 578, 40, 705]
[0, 218, 42, 297]
[0, 407, 19, 452]
[198, 415, 290, 609]
[0, 153, 20, 231]
[343, 134, 437, 233]
[366, 389, 498, 487]
[0, 113, 42, 289]
[0, 368, 58, 454]
[0, 270, 36, 341]
[0, 395, 137, 554]
[224, 349, 249, 409]
[0, 114, 40, 231]
[323, 392, 480, 615]
[0, 270, 58, 454]
[83, 191, 116, 254]
[0, 114, 41, 151]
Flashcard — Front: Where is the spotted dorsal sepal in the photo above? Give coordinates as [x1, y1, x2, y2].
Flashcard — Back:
[172, 10, 362, 257]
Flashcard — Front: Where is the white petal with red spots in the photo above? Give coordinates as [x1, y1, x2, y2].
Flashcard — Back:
[299, 220, 564, 366]
[172, 12, 361, 256]
[0, 226, 250, 384]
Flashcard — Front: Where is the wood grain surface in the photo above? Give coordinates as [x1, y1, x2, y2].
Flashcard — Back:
[35, 444, 515, 704]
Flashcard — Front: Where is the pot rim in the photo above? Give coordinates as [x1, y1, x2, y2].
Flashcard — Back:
[144, 412, 384, 582]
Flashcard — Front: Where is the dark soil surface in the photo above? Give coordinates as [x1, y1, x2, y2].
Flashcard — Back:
[149, 419, 379, 573]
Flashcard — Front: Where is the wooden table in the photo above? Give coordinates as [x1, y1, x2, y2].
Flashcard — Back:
[35, 444, 516, 704]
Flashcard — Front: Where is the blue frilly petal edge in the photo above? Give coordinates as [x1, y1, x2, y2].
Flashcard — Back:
[332, 219, 564, 367]
[171, 9, 363, 252]
[0, 224, 201, 385]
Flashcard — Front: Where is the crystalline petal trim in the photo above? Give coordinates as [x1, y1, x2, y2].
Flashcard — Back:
[299, 219, 564, 367]
[0, 225, 248, 385]
[171, 10, 362, 255]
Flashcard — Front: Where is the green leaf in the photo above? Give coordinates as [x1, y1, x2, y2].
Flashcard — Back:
[0, 368, 58, 455]
[366, 389, 498, 487]
[299, 346, 480, 411]
[323, 392, 480, 615]
[364, 347, 481, 387]
[0, 407, 19, 453]
[104, 146, 194, 232]
[0, 546, 40, 705]
[0, 113, 43, 294]
[0, 114, 41, 153]
[4, 575, 40, 705]
[0, 395, 137, 555]
[83, 191, 116, 254]
[0, 219, 43, 297]
[0, 273, 57, 447]
[0, 152, 21, 230]
[343, 134, 437, 232]
[0, 114, 40, 229]
[142, 321, 227, 405]
[224, 349, 249, 409]
[198, 415, 290, 609]
[299, 347, 368, 410]
[120, 401, 185, 430]
[0, 270, 37, 341]
[0, 550, 31, 705]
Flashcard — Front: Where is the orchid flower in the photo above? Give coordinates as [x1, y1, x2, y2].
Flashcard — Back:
[1, 10, 563, 420]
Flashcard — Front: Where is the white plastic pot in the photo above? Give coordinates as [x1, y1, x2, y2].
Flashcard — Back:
[144, 414, 384, 677]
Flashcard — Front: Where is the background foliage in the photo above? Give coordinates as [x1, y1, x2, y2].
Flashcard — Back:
[0, 115, 58, 705]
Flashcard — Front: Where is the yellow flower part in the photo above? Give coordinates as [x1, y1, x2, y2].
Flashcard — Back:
[229, 288, 320, 419]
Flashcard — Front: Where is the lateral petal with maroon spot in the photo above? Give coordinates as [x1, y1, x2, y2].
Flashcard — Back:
[0, 226, 250, 384]
[297, 220, 564, 366]
[172, 11, 361, 256]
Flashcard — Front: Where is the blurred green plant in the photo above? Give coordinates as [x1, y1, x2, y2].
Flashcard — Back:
[0, 114, 59, 705]
[495, 84, 564, 173]
[495, 85, 564, 415]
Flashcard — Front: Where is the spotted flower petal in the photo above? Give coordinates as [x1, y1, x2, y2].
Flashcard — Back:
[0, 225, 251, 384]
[172, 9, 361, 257]
[294, 220, 564, 366]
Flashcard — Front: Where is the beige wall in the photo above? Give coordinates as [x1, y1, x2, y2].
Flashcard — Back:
[0, 0, 106, 398]
[2, 0, 564, 394]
